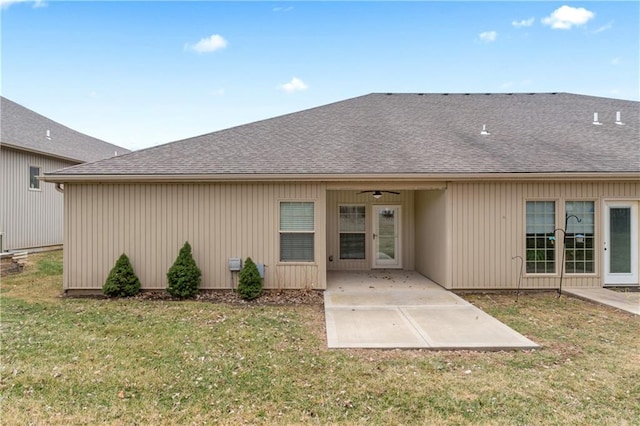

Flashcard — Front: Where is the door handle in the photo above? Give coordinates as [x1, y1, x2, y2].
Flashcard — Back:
[373, 233, 377, 240]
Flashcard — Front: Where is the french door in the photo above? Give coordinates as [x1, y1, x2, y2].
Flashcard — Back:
[604, 201, 638, 285]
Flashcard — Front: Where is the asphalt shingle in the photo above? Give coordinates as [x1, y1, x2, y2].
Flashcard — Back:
[1, 97, 130, 163]
[45, 93, 639, 177]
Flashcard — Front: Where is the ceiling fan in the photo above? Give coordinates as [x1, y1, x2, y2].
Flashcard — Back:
[357, 190, 400, 199]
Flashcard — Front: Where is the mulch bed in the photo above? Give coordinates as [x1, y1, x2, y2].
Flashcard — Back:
[132, 289, 325, 306]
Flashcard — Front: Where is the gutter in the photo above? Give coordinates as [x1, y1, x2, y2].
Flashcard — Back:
[42, 172, 640, 184]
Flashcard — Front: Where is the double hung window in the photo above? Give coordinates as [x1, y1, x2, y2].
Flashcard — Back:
[29, 166, 41, 190]
[525, 200, 596, 275]
[526, 201, 556, 273]
[280, 202, 314, 262]
[339, 205, 366, 260]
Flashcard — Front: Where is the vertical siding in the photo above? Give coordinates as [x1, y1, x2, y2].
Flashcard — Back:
[0, 147, 76, 250]
[414, 190, 449, 287]
[326, 190, 415, 271]
[448, 181, 640, 290]
[64, 182, 326, 291]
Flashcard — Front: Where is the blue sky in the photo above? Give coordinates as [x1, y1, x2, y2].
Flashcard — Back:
[2, 1, 638, 150]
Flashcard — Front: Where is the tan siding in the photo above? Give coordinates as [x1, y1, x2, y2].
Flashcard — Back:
[448, 181, 640, 290]
[0, 147, 76, 250]
[415, 190, 449, 287]
[64, 183, 326, 291]
[326, 190, 415, 271]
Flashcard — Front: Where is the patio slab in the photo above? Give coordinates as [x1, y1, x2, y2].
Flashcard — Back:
[325, 271, 539, 350]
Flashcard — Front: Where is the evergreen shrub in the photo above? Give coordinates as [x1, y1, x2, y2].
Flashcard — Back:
[238, 257, 263, 301]
[166, 242, 201, 299]
[103, 253, 141, 297]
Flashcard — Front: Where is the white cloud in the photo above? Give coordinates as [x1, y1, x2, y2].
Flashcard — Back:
[212, 88, 225, 97]
[478, 31, 497, 43]
[273, 6, 293, 12]
[0, 0, 45, 9]
[512, 17, 535, 28]
[185, 34, 228, 53]
[279, 77, 308, 93]
[542, 5, 595, 30]
[611, 57, 621, 66]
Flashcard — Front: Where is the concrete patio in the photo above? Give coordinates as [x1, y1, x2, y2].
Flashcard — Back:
[324, 270, 539, 350]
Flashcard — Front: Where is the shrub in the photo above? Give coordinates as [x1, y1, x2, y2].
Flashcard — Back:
[166, 242, 201, 299]
[103, 253, 141, 297]
[238, 257, 263, 301]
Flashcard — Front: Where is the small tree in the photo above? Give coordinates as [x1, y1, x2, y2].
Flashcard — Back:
[103, 253, 141, 297]
[166, 242, 201, 299]
[238, 257, 263, 301]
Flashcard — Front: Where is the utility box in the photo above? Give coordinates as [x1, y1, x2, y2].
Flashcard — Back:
[228, 257, 242, 272]
[256, 263, 265, 279]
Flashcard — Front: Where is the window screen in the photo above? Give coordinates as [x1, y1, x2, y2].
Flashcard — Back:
[280, 202, 314, 262]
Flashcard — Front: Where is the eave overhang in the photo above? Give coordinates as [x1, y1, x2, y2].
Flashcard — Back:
[1, 142, 84, 164]
[42, 171, 640, 184]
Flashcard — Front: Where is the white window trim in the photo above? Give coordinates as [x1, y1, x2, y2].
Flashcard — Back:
[28, 165, 42, 191]
[338, 204, 367, 261]
[278, 200, 316, 264]
[563, 199, 598, 276]
[524, 198, 559, 276]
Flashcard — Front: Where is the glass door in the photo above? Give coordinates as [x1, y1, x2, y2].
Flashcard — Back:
[373, 206, 401, 268]
[604, 202, 638, 285]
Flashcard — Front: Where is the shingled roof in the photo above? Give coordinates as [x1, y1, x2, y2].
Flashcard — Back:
[1, 96, 129, 163]
[45, 93, 639, 179]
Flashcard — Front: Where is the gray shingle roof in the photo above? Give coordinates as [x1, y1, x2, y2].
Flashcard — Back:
[46, 93, 639, 177]
[1, 96, 130, 163]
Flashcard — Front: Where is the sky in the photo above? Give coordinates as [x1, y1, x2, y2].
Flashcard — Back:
[1, 1, 638, 151]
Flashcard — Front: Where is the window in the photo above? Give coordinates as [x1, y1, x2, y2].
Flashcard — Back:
[564, 201, 595, 273]
[526, 201, 556, 273]
[280, 202, 314, 262]
[339, 205, 365, 260]
[29, 166, 41, 190]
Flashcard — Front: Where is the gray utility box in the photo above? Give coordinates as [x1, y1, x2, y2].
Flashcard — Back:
[228, 258, 242, 272]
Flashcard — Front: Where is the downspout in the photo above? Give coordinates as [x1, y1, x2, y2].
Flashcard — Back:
[55, 183, 64, 193]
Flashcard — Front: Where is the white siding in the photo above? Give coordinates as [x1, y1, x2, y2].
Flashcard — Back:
[0, 147, 75, 250]
[64, 182, 327, 292]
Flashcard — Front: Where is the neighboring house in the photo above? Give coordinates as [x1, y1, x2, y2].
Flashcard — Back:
[43, 93, 639, 295]
[1, 97, 130, 251]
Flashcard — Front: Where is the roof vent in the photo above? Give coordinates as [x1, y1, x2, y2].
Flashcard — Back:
[46, 129, 52, 141]
[615, 111, 625, 125]
[481, 124, 491, 135]
[592, 113, 602, 126]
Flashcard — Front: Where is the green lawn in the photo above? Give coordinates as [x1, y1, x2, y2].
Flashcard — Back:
[1, 251, 639, 425]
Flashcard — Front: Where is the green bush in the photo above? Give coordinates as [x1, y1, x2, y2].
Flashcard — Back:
[166, 242, 201, 299]
[103, 253, 141, 297]
[238, 257, 263, 301]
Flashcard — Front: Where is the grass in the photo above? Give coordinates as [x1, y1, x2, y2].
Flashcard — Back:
[1, 251, 639, 425]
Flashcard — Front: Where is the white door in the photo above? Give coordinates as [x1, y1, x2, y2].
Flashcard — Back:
[373, 206, 401, 268]
[604, 201, 638, 285]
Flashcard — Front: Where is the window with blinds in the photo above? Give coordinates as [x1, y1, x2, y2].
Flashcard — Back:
[339, 205, 365, 259]
[280, 202, 314, 262]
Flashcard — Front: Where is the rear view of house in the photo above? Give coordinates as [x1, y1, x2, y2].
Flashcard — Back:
[43, 93, 639, 294]
[1, 97, 130, 251]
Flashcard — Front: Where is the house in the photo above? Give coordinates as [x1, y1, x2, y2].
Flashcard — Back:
[42, 93, 639, 295]
[1, 97, 130, 251]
